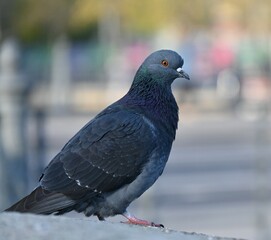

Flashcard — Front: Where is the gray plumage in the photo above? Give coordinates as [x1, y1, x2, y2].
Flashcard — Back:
[5, 49, 189, 226]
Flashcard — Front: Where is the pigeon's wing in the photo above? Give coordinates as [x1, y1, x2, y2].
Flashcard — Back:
[40, 109, 157, 197]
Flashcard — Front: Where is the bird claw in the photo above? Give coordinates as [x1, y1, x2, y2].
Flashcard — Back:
[146, 221, 164, 228]
[121, 211, 164, 228]
[121, 220, 164, 228]
[151, 222, 164, 228]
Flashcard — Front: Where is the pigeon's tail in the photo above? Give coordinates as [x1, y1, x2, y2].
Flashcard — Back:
[5, 186, 76, 215]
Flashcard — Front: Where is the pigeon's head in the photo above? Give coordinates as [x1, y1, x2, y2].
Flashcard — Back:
[137, 49, 190, 85]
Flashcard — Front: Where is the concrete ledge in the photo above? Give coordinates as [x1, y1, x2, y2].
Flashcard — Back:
[0, 212, 243, 240]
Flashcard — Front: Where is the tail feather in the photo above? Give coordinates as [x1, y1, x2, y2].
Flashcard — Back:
[5, 186, 76, 215]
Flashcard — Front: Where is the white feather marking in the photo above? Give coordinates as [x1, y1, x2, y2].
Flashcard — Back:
[142, 116, 157, 137]
[67, 175, 72, 179]
[75, 179, 82, 186]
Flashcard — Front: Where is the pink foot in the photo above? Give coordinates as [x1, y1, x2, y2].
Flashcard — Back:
[122, 211, 164, 228]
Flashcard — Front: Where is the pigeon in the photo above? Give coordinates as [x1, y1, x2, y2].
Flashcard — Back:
[5, 49, 190, 227]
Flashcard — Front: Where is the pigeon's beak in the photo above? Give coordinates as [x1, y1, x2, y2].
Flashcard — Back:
[176, 68, 190, 80]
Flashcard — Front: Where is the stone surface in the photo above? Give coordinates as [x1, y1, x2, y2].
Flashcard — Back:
[0, 212, 244, 240]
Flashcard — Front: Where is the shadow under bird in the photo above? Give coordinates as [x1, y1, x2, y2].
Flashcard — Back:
[5, 49, 190, 227]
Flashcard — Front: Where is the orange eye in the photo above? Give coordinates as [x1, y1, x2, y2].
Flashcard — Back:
[161, 60, 169, 67]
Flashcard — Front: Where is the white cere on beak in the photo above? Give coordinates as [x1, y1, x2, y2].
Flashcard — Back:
[177, 67, 182, 73]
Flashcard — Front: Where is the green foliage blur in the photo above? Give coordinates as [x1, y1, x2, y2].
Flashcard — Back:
[0, 0, 270, 43]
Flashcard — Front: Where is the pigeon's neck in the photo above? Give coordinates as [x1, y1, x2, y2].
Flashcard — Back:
[120, 78, 179, 139]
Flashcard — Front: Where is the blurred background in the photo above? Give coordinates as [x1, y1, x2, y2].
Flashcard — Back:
[0, 0, 270, 239]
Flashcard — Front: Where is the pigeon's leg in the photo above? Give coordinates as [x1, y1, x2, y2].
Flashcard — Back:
[96, 214, 105, 221]
[121, 211, 164, 228]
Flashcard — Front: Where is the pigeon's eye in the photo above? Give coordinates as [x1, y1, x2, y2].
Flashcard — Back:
[161, 60, 169, 67]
